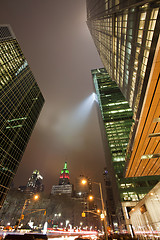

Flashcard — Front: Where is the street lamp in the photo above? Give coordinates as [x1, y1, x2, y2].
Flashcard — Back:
[16, 194, 39, 230]
[88, 195, 94, 201]
[97, 209, 101, 214]
[81, 179, 108, 240]
[82, 179, 87, 185]
[34, 194, 39, 200]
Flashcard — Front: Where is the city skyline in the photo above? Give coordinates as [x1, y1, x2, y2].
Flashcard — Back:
[0, 0, 105, 193]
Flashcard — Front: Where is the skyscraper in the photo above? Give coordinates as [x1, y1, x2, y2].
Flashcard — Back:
[86, 0, 160, 178]
[0, 25, 44, 208]
[87, 0, 159, 116]
[59, 161, 70, 185]
[27, 170, 44, 193]
[92, 68, 160, 230]
[51, 162, 73, 195]
[125, 38, 160, 178]
[87, 1, 160, 165]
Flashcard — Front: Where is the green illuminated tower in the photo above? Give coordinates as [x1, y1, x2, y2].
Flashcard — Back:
[0, 25, 44, 208]
[92, 68, 160, 230]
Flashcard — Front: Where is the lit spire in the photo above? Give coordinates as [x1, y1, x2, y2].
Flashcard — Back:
[61, 161, 69, 174]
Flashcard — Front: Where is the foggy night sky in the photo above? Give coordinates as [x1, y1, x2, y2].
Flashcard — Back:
[0, 0, 106, 193]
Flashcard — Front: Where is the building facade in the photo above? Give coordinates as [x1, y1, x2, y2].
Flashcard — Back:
[87, 0, 160, 163]
[125, 36, 160, 178]
[129, 182, 160, 239]
[0, 25, 44, 208]
[87, 0, 160, 116]
[92, 68, 160, 230]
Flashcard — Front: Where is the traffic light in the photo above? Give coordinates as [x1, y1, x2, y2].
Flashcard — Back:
[44, 211, 46, 215]
[82, 212, 85, 217]
[21, 214, 24, 220]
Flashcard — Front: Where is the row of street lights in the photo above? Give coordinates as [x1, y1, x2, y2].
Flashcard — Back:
[16, 179, 108, 239]
[81, 178, 108, 240]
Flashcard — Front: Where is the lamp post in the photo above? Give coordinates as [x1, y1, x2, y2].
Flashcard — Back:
[16, 194, 39, 230]
[82, 179, 108, 240]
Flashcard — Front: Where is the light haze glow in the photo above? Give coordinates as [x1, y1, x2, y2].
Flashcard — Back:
[53, 93, 97, 149]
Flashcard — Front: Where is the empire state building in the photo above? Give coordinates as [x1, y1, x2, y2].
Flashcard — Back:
[51, 162, 73, 196]
[59, 162, 70, 185]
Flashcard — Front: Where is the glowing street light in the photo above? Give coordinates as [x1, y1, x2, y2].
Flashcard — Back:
[97, 209, 101, 214]
[82, 179, 87, 185]
[88, 195, 94, 201]
[33, 194, 39, 200]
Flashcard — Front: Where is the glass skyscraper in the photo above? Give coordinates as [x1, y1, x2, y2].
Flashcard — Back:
[87, 1, 160, 161]
[87, 0, 159, 116]
[92, 68, 160, 230]
[0, 25, 44, 208]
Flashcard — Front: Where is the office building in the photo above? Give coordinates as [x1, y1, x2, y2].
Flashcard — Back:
[125, 37, 160, 178]
[0, 25, 44, 208]
[103, 168, 117, 231]
[129, 182, 160, 239]
[86, 0, 160, 180]
[59, 161, 70, 185]
[87, 0, 159, 116]
[18, 169, 44, 193]
[92, 68, 160, 230]
[87, 0, 160, 164]
[27, 169, 44, 192]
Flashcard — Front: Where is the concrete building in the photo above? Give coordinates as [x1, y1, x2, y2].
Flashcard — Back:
[0, 25, 44, 208]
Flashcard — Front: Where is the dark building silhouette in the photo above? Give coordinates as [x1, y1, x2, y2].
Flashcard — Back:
[75, 175, 92, 198]
[103, 168, 117, 231]
[0, 25, 44, 208]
